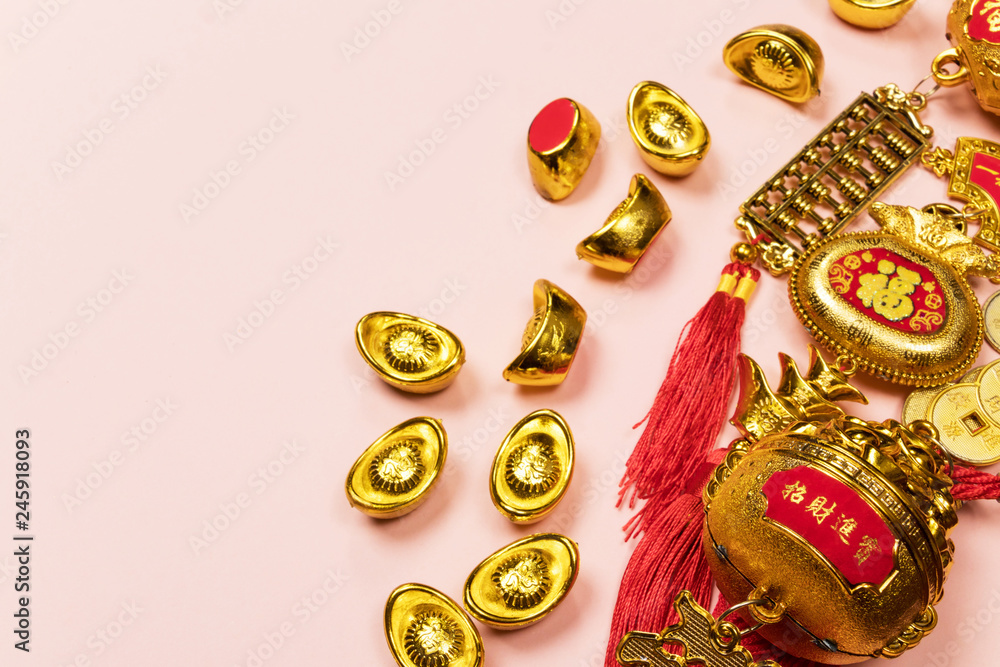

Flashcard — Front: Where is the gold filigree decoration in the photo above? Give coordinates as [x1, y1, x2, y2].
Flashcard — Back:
[749, 40, 796, 89]
[910, 309, 944, 332]
[642, 103, 692, 148]
[491, 553, 551, 609]
[504, 439, 561, 496]
[383, 325, 439, 372]
[369, 441, 424, 494]
[828, 264, 854, 294]
[403, 611, 465, 667]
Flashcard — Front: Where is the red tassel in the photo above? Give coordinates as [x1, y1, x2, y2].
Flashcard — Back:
[618, 263, 759, 513]
[951, 465, 1000, 501]
[604, 258, 759, 667]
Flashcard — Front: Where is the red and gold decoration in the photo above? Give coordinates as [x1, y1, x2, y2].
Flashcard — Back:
[788, 202, 998, 385]
[609, 347, 1000, 666]
[933, 0, 1000, 115]
[527, 98, 601, 201]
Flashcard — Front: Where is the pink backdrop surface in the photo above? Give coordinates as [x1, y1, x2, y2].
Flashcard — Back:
[3, 0, 1000, 665]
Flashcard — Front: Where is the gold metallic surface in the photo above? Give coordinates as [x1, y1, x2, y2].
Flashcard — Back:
[929, 382, 1000, 465]
[356, 312, 466, 393]
[731, 242, 759, 265]
[708, 349, 958, 662]
[527, 99, 601, 201]
[902, 385, 946, 425]
[627, 81, 710, 176]
[933, 0, 1000, 115]
[463, 533, 579, 629]
[723, 25, 824, 103]
[787, 204, 989, 386]
[735, 89, 930, 275]
[346, 417, 447, 519]
[503, 279, 587, 386]
[384, 583, 484, 667]
[984, 290, 1000, 351]
[828, 0, 917, 28]
[490, 409, 574, 523]
[576, 174, 672, 273]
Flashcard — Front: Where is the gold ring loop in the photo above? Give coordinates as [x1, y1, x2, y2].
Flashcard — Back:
[931, 48, 970, 87]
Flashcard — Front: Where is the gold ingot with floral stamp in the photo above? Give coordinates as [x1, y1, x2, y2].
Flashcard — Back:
[346, 417, 447, 519]
[356, 312, 466, 393]
[384, 583, 484, 667]
[463, 533, 579, 629]
[627, 81, 710, 176]
[490, 409, 574, 523]
[723, 25, 824, 103]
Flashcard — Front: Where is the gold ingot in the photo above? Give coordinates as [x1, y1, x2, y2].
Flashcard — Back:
[929, 383, 1000, 465]
[527, 98, 601, 201]
[463, 533, 579, 629]
[627, 81, 710, 177]
[355, 312, 465, 393]
[503, 279, 587, 386]
[932, 0, 1000, 115]
[384, 583, 484, 667]
[489, 409, 574, 523]
[346, 417, 446, 519]
[828, 0, 917, 29]
[576, 174, 671, 273]
[723, 25, 824, 103]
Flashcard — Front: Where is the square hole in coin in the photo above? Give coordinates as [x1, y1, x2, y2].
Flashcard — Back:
[961, 411, 988, 435]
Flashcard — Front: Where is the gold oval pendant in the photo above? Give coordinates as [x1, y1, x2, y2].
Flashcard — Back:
[723, 24, 824, 103]
[788, 230, 982, 386]
[463, 533, 579, 629]
[489, 409, 574, 523]
[627, 81, 710, 177]
[503, 279, 587, 386]
[346, 417, 447, 518]
[356, 312, 466, 393]
[576, 173, 672, 274]
[932, 0, 1000, 116]
[384, 583, 484, 667]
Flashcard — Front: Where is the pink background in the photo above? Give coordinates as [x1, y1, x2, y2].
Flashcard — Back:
[3, 0, 1000, 665]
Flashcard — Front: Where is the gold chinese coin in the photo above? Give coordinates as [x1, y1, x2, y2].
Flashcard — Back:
[356, 312, 466, 393]
[901, 385, 944, 426]
[983, 290, 1000, 352]
[929, 383, 1000, 466]
[346, 417, 447, 518]
[384, 583, 484, 667]
[463, 533, 579, 629]
[489, 409, 574, 523]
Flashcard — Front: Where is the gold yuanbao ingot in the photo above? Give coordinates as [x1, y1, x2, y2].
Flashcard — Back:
[828, 0, 917, 29]
[346, 417, 447, 519]
[576, 174, 672, 273]
[723, 25, 825, 103]
[489, 409, 574, 523]
[527, 98, 601, 201]
[787, 202, 995, 386]
[627, 81, 710, 176]
[702, 348, 958, 663]
[463, 533, 580, 629]
[355, 312, 465, 393]
[933, 0, 1000, 115]
[503, 279, 587, 386]
[384, 583, 484, 667]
